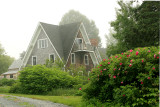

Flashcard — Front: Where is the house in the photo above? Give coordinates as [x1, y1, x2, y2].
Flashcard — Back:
[1, 22, 102, 79]
[0, 59, 22, 79]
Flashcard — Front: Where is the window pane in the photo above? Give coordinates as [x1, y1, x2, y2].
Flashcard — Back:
[10, 74, 13, 78]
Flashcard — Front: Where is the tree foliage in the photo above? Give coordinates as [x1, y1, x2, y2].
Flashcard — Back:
[0, 43, 14, 74]
[59, 10, 101, 46]
[106, 1, 159, 57]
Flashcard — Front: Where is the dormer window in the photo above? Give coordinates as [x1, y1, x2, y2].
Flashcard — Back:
[38, 39, 48, 48]
[76, 38, 83, 50]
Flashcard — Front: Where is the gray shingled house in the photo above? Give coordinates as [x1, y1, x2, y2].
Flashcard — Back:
[1, 22, 102, 79]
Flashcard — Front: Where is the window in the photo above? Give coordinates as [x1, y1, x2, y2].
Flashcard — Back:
[84, 54, 89, 65]
[76, 38, 83, 50]
[32, 56, 37, 65]
[10, 74, 13, 78]
[71, 53, 75, 64]
[38, 39, 48, 48]
[49, 54, 54, 62]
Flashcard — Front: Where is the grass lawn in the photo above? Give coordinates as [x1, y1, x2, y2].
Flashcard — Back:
[0, 93, 82, 107]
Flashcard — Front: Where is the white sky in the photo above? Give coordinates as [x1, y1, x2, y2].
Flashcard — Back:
[0, 0, 119, 59]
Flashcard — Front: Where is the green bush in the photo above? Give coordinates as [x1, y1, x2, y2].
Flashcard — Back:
[83, 47, 159, 106]
[0, 86, 11, 93]
[10, 65, 78, 94]
[0, 78, 16, 86]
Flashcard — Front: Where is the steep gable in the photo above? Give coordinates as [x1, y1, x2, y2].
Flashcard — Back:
[59, 22, 81, 61]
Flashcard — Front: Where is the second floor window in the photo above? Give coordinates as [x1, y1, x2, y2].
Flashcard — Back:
[71, 53, 75, 64]
[38, 39, 48, 48]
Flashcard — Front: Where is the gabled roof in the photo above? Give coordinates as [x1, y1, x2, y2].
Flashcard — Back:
[40, 22, 81, 62]
[9, 59, 22, 70]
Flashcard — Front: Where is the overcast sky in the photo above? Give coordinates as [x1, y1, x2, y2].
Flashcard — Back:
[0, 0, 119, 59]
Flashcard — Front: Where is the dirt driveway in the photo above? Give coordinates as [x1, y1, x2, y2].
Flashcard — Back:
[0, 94, 69, 107]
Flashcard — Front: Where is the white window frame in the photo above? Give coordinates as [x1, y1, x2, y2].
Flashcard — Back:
[71, 53, 75, 64]
[84, 54, 89, 65]
[32, 56, 37, 65]
[76, 38, 83, 50]
[38, 38, 48, 49]
[49, 53, 55, 62]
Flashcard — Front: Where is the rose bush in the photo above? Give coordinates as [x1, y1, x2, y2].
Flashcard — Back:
[83, 47, 159, 106]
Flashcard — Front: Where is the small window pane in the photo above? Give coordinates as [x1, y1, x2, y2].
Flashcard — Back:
[84, 55, 89, 65]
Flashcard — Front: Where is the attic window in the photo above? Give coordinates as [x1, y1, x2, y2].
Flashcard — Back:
[38, 39, 48, 48]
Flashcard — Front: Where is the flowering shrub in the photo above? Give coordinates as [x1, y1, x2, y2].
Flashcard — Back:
[83, 47, 159, 106]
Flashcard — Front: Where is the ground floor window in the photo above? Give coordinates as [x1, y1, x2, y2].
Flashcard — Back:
[49, 54, 55, 62]
[71, 53, 75, 64]
[32, 56, 37, 65]
[10, 74, 13, 78]
[84, 54, 89, 65]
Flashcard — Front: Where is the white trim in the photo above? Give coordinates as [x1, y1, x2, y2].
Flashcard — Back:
[84, 54, 89, 65]
[32, 56, 37, 66]
[71, 53, 75, 64]
[49, 53, 55, 62]
[20, 23, 41, 69]
[39, 23, 63, 62]
[65, 23, 81, 65]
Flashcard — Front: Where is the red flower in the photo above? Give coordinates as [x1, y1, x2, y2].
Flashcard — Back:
[141, 82, 143, 84]
[113, 75, 116, 78]
[100, 70, 102, 73]
[115, 56, 118, 58]
[121, 53, 124, 55]
[103, 59, 106, 61]
[88, 78, 90, 80]
[129, 64, 132, 67]
[138, 48, 140, 50]
[127, 55, 129, 57]
[157, 56, 159, 59]
[100, 64, 102, 66]
[110, 57, 112, 58]
[130, 60, 133, 63]
[148, 50, 151, 52]
[118, 68, 120, 70]
[142, 59, 144, 63]
[79, 88, 82, 90]
[130, 49, 133, 52]
[103, 69, 106, 71]
[154, 54, 156, 58]
[114, 68, 116, 71]
[120, 63, 122, 65]
[108, 59, 110, 60]
[153, 67, 155, 70]
[136, 51, 139, 55]
[159, 52, 160, 54]
[98, 67, 99, 68]
[108, 62, 110, 64]
[121, 81, 123, 84]
[148, 77, 150, 79]
[123, 94, 125, 97]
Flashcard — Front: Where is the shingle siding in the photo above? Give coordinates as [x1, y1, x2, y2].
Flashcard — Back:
[27, 29, 59, 65]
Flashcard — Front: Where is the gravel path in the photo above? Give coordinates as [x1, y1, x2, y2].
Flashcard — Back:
[0, 94, 70, 107]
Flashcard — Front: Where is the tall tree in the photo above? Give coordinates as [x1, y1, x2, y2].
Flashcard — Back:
[106, 1, 159, 56]
[59, 10, 101, 46]
[0, 43, 14, 74]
